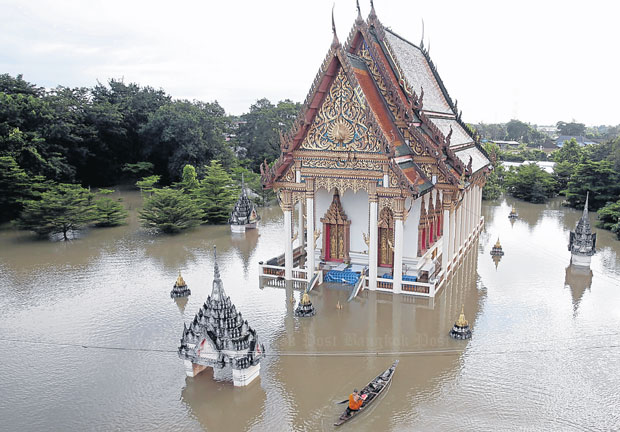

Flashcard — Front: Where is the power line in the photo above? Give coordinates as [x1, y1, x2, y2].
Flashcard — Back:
[1, 337, 619, 358]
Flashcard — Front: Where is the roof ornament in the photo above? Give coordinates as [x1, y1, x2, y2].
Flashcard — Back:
[420, 18, 425, 49]
[369, 0, 377, 20]
[446, 126, 453, 146]
[331, 3, 340, 48]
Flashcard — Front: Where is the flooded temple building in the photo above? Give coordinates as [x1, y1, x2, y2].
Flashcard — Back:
[568, 193, 596, 268]
[178, 248, 265, 386]
[260, 5, 491, 297]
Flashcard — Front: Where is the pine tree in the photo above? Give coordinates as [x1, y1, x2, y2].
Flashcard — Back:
[16, 183, 95, 240]
[139, 187, 204, 233]
[196, 160, 238, 223]
[93, 188, 128, 227]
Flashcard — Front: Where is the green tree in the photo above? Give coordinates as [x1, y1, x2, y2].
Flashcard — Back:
[122, 161, 154, 178]
[196, 160, 238, 223]
[176, 164, 199, 193]
[238, 98, 300, 171]
[0, 156, 35, 222]
[482, 164, 505, 200]
[16, 183, 95, 240]
[597, 200, 620, 239]
[565, 160, 620, 210]
[556, 121, 586, 136]
[93, 188, 128, 227]
[139, 100, 233, 182]
[552, 160, 575, 194]
[504, 164, 557, 203]
[553, 138, 583, 164]
[136, 175, 160, 198]
[139, 187, 204, 233]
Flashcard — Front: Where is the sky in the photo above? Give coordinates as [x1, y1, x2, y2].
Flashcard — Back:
[1, 0, 619, 126]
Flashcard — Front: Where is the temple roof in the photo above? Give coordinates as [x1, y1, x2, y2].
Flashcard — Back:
[261, 8, 491, 192]
[383, 30, 453, 115]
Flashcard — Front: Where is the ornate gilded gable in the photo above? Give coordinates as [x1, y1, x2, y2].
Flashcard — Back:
[320, 189, 351, 225]
[300, 68, 381, 153]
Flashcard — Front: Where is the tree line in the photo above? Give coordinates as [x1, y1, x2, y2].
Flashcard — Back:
[0, 73, 301, 236]
[482, 136, 620, 239]
[473, 119, 620, 148]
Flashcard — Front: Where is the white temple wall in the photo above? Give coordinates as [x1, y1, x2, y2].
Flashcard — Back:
[314, 188, 332, 245]
[341, 189, 369, 254]
[403, 196, 421, 259]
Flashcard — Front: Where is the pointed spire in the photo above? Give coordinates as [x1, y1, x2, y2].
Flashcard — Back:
[420, 18, 425, 48]
[213, 245, 220, 280]
[369, 0, 377, 20]
[331, 4, 340, 48]
[582, 191, 589, 219]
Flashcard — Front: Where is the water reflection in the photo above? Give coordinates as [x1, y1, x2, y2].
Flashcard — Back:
[564, 265, 593, 317]
[181, 370, 266, 431]
[1, 192, 620, 431]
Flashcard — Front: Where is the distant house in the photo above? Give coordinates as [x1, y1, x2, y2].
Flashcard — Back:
[556, 136, 597, 148]
[491, 140, 521, 150]
[536, 125, 558, 137]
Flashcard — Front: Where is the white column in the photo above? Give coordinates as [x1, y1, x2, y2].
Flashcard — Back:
[298, 200, 304, 249]
[368, 197, 378, 291]
[455, 205, 462, 254]
[393, 198, 405, 294]
[305, 180, 315, 284]
[442, 207, 450, 273]
[393, 218, 403, 294]
[460, 198, 467, 249]
[465, 189, 471, 242]
[284, 207, 293, 280]
[449, 207, 456, 268]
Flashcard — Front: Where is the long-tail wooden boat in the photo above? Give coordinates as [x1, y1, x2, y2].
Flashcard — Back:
[334, 360, 399, 426]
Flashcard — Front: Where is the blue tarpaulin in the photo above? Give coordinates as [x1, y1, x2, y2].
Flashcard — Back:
[381, 273, 417, 282]
[325, 269, 360, 285]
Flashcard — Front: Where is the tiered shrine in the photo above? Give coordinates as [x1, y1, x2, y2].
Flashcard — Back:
[449, 305, 472, 340]
[178, 247, 265, 386]
[259, 4, 490, 297]
[229, 176, 260, 233]
[170, 272, 191, 298]
[568, 192, 596, 268]
[294, 289, 316, 317]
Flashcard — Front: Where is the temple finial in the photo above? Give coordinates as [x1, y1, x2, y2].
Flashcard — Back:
[213, 245, 220, 280]
[369, 0, 377, 20]
[420, 18, 425, 48]
[331, 4, 339, 47]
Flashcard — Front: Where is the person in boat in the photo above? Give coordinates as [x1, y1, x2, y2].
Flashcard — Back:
[346, 389, 365, 416]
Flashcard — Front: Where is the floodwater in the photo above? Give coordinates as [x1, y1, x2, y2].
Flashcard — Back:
[1, 190, 619, 431]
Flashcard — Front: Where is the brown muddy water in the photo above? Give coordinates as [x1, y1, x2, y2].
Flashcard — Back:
[0, 191, 619, 431]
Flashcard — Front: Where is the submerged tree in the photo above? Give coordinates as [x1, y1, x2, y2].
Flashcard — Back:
[196, 160, 238, 224]
[139, 188, 204, 234]
[504, 164, 556, 203]
[16, 183, 95, 240]
[93, 188, 128, 227]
